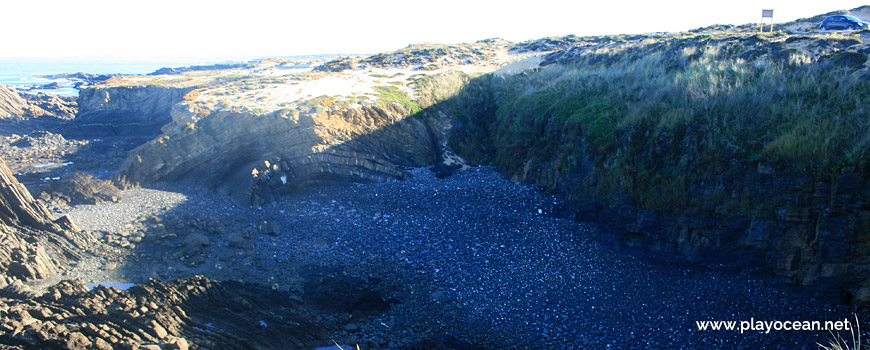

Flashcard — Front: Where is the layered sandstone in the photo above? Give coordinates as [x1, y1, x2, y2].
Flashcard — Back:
[0, 157, 94, 286]
[121, 102, 436, 205]
[0, 276, 324, 349]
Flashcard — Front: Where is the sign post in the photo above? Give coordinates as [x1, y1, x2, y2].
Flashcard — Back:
[760, 9, 774, 33]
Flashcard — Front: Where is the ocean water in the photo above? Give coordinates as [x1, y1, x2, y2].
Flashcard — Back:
[0, 58, 246, 96]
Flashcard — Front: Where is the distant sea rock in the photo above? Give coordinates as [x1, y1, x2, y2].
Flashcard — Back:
[148, 63, 246, 75]
[18, 82, 62, 91]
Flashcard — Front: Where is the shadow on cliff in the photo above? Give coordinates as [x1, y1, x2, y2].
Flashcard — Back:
[428, 38, 870, 305]
[98, 98, 499, 346]
[117, 103, 442, 206]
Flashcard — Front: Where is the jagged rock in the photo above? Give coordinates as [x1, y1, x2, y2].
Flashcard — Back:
[0, 85, 77, 119]
[0, 280, 41, 299]
[0, 157, 96, 283]
[39, 171, 121, 206]
[0, 276, 325, 349]
[0, 85, 28, 118]
[165, 337, 190, 350]
[23, 92, 77, 119]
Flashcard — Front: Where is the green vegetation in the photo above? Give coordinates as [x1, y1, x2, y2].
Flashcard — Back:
[446, 33, 870, 214]
[818, 315, 864, 350]
[411, 71, 481, 109]
[296, 95, 359, 111]
[373, 85, 421, 113]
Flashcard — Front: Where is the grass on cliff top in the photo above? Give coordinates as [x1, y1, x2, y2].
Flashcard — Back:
[373, 85, 421, 114]
[446, 32, 870, 214]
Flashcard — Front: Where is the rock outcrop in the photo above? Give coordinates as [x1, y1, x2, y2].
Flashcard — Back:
[0, 157, 94, 285]
[68, 86, 195, 138]
[39, 172, 121, 207]
[0, 276, 324, 349]
[121, 102, 436, 205]
[0, 86, 76, 120]
[0, 85, 28, 118]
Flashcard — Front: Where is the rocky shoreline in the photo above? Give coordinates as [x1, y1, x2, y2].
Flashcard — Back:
[32, 166, 865, 349]
[3, 17, 870, 348]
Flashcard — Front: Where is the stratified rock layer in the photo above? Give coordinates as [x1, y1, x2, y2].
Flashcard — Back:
[445, 32, 870, 304]
[0, 86, 27, 118]
[39, 172, 121, 206]
[0, 85, 76, 120]
[68, 86, 194, 138]
[0, 157, 93, 285]
[121, 102, 436, 205]
[0, 276, 324, 349]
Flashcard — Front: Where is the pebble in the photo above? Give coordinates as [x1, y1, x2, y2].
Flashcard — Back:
[59, 167, 868, 349]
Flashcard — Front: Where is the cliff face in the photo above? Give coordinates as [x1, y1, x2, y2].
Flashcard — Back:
[121, 102, 436, 205]
[0, 157, 94, 286]
[69, 86, 194, 138]
[552, 157, 870, 303]
[445, 32, 870, 303]
[100, 54, 490, 205]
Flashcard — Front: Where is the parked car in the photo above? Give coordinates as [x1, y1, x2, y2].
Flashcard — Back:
[820, 15, 870, 31]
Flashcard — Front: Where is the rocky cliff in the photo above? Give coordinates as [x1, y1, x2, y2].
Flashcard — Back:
[95, 46, 502, 205]
[444, 31, 870, 303]
[71, 28, 870, 304]
[68, 86, 195, 138]
[0, 157, 94, 286]
[121, 102, 436, 205]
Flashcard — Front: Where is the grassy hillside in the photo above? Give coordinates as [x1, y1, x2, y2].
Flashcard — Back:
[446, 31, 870, 216]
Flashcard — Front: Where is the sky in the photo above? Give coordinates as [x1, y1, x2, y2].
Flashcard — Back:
[0, 0, 866, 60]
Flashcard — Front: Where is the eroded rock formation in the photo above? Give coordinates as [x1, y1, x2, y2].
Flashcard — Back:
[121, 102, 436, 205]
[39, 172, 121, 206]
[0, 157, 93, 286]
[0, 85, 28, 118]
[0, 276, 324, 349]
[68, 86, 194, 138]
[0, 86, 76, 120]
